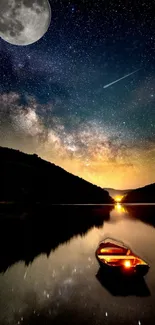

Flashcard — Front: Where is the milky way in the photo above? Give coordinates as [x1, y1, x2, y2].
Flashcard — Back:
[1, 0, 155, 189]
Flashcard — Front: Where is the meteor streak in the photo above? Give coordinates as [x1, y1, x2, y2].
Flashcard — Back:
[103, 68, 141, 89]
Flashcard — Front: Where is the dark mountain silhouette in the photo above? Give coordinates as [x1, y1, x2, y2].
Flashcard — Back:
[0, 146, 114, 204]
[0, 204, 113, 273]
[122, 183, 155, 203]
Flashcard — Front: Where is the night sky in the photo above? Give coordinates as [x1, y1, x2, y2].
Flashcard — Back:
[1, 0, 155, 189]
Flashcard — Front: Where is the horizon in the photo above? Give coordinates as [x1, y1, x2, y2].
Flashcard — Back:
[1, 1, 155, 189]
[0, 145, 154, 192]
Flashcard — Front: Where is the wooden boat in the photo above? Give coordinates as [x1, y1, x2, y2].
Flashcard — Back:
[96, 238, 150, 276]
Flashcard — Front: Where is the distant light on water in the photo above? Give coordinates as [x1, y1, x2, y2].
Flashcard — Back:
[115, 203, 126, 213]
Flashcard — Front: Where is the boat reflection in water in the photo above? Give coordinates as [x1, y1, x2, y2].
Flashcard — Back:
[96, 238, 150, 277]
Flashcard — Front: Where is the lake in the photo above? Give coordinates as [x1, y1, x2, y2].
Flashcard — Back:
[0, 204, 155, 325]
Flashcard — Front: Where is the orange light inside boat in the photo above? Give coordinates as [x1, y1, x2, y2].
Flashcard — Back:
[124, 260, 131, 268]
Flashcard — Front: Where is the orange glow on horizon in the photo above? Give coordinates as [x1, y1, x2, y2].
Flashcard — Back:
[115, 196, 123, 202]
[2, 138, 155, 190]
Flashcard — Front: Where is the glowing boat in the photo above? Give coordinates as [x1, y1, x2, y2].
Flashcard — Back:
[96, 238, 149, 276]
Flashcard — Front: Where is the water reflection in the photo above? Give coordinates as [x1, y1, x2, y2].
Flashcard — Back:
[0, 204, 155, 325]
[96, 268, 150, 297]
[115, 203, 126, 213]
[125, 205, 155, 228]
[109, 203, 129, 224]
[0, 204, 113, 273]
[111, 203, 155, 229]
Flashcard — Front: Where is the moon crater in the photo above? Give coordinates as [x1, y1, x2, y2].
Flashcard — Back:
[0, 0, 51, 46]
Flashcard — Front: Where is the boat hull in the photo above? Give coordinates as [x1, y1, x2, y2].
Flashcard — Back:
[96, 256, 149, 277]
[95, 238, 150, 277]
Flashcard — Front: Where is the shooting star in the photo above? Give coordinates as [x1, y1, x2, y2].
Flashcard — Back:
[103, 68, 141, 89]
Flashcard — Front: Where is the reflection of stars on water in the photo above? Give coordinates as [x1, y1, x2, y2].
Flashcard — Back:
[17, 317, 24, 323]
[52, 269, 56, 277]
[72, 267, 77, 274]
[43, 290, 50, 299]
[23, 271, 27, 279]
[63, 278, 73, 285]
[57, 278, 75, 301]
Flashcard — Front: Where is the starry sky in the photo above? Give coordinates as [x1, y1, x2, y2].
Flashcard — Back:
[1, 0, 155, 190]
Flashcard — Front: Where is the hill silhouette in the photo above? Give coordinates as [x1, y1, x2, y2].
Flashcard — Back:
[122, 183, 155, 203]
[0, 146, 113, 204]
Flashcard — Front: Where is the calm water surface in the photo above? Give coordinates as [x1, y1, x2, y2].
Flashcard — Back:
[0, 204, 155, 325]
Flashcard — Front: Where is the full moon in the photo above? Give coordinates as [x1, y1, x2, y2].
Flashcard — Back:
[0, 0, 51, 46]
